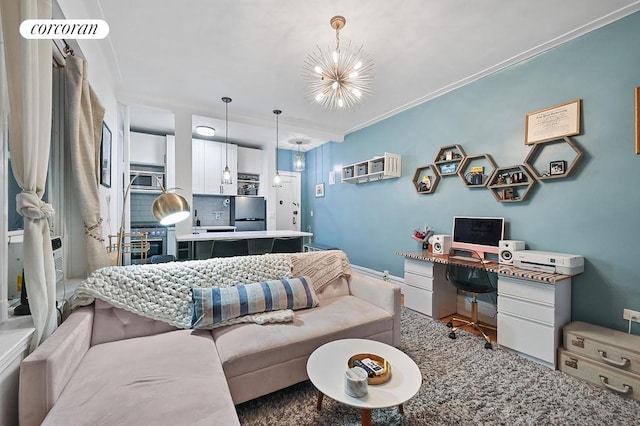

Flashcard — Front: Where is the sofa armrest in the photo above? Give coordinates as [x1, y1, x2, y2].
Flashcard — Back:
[348, 272, 401, 347]
[19, 305, 94, 426]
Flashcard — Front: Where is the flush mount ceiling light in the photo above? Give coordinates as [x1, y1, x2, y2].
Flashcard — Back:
[291, 140, 306, 172]
[272, 109, 283, 187]
[195, 125, 215, 137]
[221, 97, 232, 185]
[303, 15, 373, 110]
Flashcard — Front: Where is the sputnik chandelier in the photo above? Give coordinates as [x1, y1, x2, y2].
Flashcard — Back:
[303, 15, 373, 110]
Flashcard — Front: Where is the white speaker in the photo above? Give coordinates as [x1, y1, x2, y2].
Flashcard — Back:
[432, 235, 452, 255]
[499, 240, 525, 264]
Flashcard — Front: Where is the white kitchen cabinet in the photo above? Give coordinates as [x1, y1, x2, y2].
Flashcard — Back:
[192, 139, 237, 196]
[130, 132, 166, 166]
[192, 139, 205, 194]
[237, 146, 262, 174]
[403, 259, 456, 319]
[497, 276, 571, 369]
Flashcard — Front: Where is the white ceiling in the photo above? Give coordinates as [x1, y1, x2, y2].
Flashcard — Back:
[86, 0, 640, 150]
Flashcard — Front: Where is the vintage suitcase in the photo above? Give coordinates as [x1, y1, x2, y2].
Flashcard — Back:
[558, 349, 639, 400]
[564, 321, 640, 376]
[560, 321, 640, 401]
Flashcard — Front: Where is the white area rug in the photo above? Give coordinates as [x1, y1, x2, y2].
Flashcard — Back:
[236, 307, 640, 425]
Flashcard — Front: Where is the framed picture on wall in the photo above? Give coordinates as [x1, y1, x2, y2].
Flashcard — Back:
[525, 99, 581, 145]
[100, 122, 112, 188]
[315, 183, 325, 198]
[549, 160, 566, 176]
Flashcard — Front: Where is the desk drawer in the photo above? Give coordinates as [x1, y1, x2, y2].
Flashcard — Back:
[402, 284, 433, 317]
[404, 271, 433, 291]
[499, 276, 555, 305]
[498, 312, 557, 365]
[404, 259, 433, 277]
[498, 294, 554, 325]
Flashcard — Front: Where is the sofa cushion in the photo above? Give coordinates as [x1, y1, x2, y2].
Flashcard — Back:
[191, 276, 319, 328]
[92, 299, 178, 346]
[42, 329, 239, 426]
[212, 295, 394, 380]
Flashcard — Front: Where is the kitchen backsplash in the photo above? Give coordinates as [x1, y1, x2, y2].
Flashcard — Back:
[192, 195, 232, 226]
[130, 192, 158, 223]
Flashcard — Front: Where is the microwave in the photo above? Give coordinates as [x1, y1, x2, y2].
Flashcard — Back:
[130, 171, 165, 191]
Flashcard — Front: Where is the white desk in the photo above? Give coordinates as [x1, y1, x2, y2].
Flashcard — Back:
[397, 251, 576, 369]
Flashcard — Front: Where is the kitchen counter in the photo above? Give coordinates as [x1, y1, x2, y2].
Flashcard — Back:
[191, 225, 237, 233]
[177, 230, 312, 242]
[176, 230, 313, 259]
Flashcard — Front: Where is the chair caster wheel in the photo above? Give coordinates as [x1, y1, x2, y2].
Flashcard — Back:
[449, 332, 456, 339]
[485, 342, 493, 350]
[446, 321, 453, 328]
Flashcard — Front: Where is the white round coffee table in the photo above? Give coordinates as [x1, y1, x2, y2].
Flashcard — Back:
[306, 339, 422, 426]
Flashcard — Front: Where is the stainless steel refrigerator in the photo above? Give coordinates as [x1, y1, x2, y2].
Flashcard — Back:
[233, 196, 266, 231]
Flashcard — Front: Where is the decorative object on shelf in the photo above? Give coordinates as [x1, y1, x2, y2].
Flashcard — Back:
[549, 160, 566, 176]
[109, 174, 190, 265]
[194, 125, 215, 137]
[412, 226, 433, 249]
[315, 183, 325, 197]
[302, 15, 373, 110]
[100, 121, 112, 188]
[291, 140, 306, 171]
[221, 97, 233, 184]
[525, 99, 581, 145]
[272, 109, 283, 187]
[342, 152, 401, 184]
[440, 163, 457, 175]
[523, 136, 584, 180]
[347, 353, 391, 385]
[635, 87, 639, 154]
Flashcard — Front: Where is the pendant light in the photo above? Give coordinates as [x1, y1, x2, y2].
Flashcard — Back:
[292, 140, 305, 172]
[272, 109, 283, 187]
[221, 97, 232, 185]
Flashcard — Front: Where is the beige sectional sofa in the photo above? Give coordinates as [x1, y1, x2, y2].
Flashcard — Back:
[19, 252, 401, 425]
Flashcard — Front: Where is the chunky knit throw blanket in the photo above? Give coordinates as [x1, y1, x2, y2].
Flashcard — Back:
[75, 254, 293, 329]
[290, 250, 352, 292]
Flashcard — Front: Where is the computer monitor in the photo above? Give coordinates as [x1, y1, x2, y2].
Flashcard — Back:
[451, 216, 505, 258]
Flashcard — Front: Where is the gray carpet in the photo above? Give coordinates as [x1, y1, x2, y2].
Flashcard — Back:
[236, 307, 640, 425]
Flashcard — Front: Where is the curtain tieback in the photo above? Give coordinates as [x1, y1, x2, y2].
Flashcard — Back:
[17, 191, 56, 220]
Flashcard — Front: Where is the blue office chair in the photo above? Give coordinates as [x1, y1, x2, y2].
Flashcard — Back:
[445, 248, 497, 349]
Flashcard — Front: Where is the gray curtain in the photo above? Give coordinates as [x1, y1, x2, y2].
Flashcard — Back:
[65, 56, 111, 272]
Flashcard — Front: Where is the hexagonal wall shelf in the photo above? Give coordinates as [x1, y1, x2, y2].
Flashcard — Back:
[487, 165, 536, 203]
[523, 136, 584, 180]
[433, 144, 466, 177]
[413, 164, 440, 194]
[457, 153, 497, 188]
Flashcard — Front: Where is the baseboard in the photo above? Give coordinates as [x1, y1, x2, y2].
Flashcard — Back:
[351, 264, 403, 286]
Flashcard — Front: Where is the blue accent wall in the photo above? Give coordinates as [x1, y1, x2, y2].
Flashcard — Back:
[301, 12, 640, 332]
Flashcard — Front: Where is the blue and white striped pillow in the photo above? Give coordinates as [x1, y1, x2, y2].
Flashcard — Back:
[191, 276, 319, 329]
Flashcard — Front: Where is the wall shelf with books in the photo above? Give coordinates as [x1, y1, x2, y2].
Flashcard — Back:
[433, 144, 466, 176]
[412, 164, 440, 194]
[487, 165, 536, 203]
[457, 153, 497, 188]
